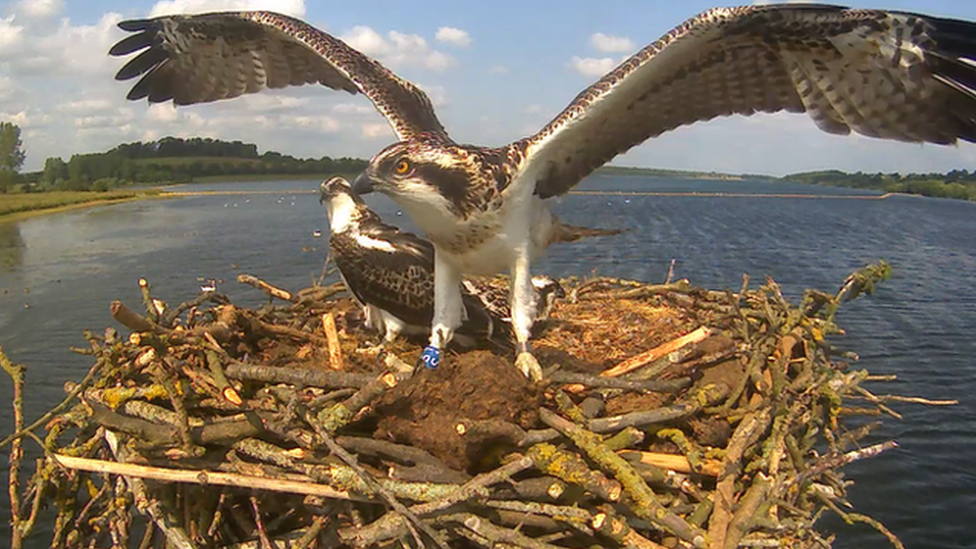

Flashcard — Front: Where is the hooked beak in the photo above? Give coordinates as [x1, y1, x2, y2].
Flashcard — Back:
[352, 171, 377, 195]
[318, 181, 329, 204]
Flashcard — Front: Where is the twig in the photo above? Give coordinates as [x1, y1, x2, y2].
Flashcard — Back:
[341, 456, 533, 547]
[526, 443, 622, 502]
[205, 349, 243, 406]
[225, 362, 402, 389]
[2, 346, 27, 549]
[111, 300, 160, 333]
[100, 431, 198, 549]
[237, 273, 296, 302]
[139, 278, 160, 323]
[50, 453, 367, 501]
[250, 495, 273, 549]
[0, 357, 107, 450]
[538, 409, 705, 547]
[547, 371, 691, 392]
[592, 510, 667, 549]
[161, 291, 229, 327]
[723, 473, 770, 549]
[602, 426, 645, 451]
[618, 451, 721, 476]
[322, 313, 344, 370]
[336, 436, 455, 469]
[792, 441, 899, 489]
[317, 372, 398, 434]
[433, 513, 566, 549]
[708, 408, 772, 549]
[815, 489, 905, 549]
[601, 326, 714, 378]
[849, 394, 958, 406]
[311, 419, 447, 549]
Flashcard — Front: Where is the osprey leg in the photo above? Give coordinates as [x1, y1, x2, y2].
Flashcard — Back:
[511, 249, 543, 381]
[419, 250, 464, 369]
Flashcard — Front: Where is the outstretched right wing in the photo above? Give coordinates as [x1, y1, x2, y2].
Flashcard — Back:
[517, 5, 976, 198]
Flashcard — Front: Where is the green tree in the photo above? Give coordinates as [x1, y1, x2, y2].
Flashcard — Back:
[42, 157, 69, 188]
[0, 121, 26, 193]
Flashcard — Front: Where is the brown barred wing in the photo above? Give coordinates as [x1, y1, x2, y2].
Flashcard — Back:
[109, 11, 446, 140]
[330, 231, 435, 328]
[521, 5, 976, 198]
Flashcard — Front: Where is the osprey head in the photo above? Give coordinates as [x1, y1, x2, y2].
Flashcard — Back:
[353, 135, 502, 219]
[319, 176, 366, 233]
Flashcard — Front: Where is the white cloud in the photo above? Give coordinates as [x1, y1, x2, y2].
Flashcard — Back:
[569, 56, 616, 78]
[523, 105, 543, 114]
[0, 110, 31, 128]
[332, 103, 374, 115]
[279, 115, 340, 132]
[74, 114, 134, 129]
[0, 15, 23, 50]
[435, 26, 471, 48]
[361, 123, 392, 139]
[15, 0, 64, 18]
[342, 26, 455, 71]
[7, 12, 124, 76]
[0, 75, 16, 102]
[56, 99, 116, 115]
[149, 0, 305, 18]
[488, 65, 509, 75]
[589, 32, 634, 53]
[238, 94, 311, 111]
[147, 104, 180, 122]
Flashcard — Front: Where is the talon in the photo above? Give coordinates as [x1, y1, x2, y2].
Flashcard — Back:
[515, 351, 544, 382]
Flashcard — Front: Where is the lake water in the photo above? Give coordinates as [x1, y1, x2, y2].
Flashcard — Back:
[1, 175, 974, 548]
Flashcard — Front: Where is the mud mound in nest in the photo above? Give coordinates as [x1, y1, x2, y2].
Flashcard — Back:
[373, 350, 541, 471]
[4, 261, 950, 549]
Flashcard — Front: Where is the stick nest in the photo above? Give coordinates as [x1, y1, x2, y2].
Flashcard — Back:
[4, 260, 945, 549]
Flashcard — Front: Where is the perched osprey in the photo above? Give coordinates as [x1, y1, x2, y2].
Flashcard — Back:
[110, 5, 976, 379]
[319, 176, 563, 349]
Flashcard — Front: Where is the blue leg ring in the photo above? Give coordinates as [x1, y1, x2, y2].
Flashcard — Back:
[420, 345, 442, 369]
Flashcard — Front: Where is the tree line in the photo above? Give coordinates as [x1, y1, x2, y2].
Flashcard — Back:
[782, 169, 976, 201]
[3, 121, 976, 201]
[1, 130, 368, 193]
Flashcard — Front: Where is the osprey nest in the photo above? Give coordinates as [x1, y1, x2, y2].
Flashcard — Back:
[2, 261, 951, 549]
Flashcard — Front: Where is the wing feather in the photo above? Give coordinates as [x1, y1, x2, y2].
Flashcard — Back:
[330, 228, 435, 328]
[331, 215, 507, 340]
[522, 5, 976, 198]
[109, 11, 445, 140]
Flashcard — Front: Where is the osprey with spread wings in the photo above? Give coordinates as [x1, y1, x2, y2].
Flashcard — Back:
[110, 5, 976, 379]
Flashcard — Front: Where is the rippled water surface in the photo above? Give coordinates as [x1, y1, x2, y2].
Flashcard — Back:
[1, 175, 974, 548]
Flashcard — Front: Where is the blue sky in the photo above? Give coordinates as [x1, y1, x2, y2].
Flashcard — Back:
[3, 0, 976, 174]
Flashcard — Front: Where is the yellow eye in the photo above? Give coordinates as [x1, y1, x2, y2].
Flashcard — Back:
[394, 159, 411, 175]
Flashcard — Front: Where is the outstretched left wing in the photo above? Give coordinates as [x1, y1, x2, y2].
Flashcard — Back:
[520, 5, 976, 198]
[109, 11, 446, 140]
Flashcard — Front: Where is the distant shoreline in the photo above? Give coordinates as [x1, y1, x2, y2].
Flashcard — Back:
[0, 197, 138, 224]
[0, 192, 167, 223]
